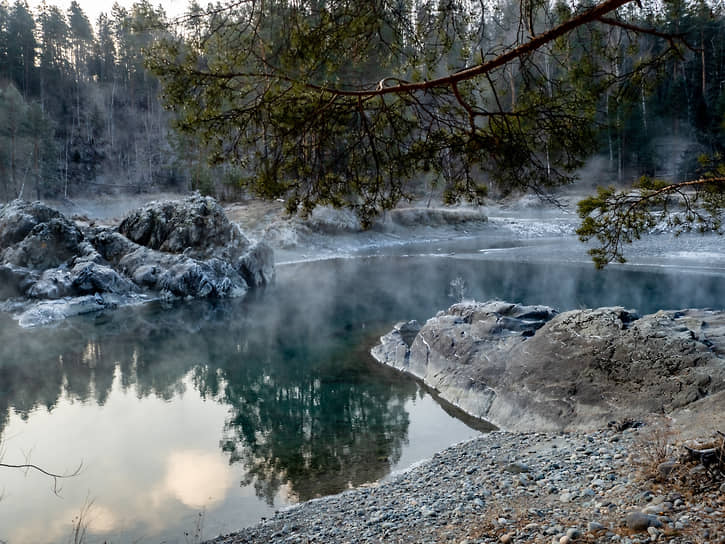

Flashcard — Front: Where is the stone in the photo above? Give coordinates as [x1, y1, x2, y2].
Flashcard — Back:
[0, 199, 66, 248]
[566, 528, 581, 539]
[118, 194, 249, 259]
[0, 196, 275, 326]
[657, 461, 678, 478]
[71, 262, 137, 295]
[2, 216, 84, 269]
[371, 300, 725, 431]
[0, 263, 37, 298]
[559, 492, 574, 503]
[504, 462, 531, 474]
[237, 241, 275, 287]
[587, 521, 606, 532]
[625, 512, 662, 532]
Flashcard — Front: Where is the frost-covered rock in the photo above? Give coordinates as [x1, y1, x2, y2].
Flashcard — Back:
[372, 301, 725, 431]
[0, 199, 67, 247]
[237, 242, 275, 287]
[0, 263, 38, 298]
[118, 195, 251, 260]
[0, 204, 85, 269]
[0, 196, 275, 326]
[383, 207, 488, 228]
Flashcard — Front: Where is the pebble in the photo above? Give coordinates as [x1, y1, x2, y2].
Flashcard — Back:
[504, 462, 531, 474]
[206, 428, 724, 544]
[625, 512, 661, 531]
[588, 521, 606, 531]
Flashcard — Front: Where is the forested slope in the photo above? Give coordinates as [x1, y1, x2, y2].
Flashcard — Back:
[1, 0, 725, 206]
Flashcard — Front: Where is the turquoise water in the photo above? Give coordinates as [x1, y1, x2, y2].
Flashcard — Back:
[1, 253, 724, 543]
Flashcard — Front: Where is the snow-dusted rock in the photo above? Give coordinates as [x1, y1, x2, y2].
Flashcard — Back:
[0, 196, 275, 326]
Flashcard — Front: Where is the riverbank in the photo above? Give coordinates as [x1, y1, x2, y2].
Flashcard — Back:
[206, 196, 725, 543]
[208, 422, 724, 544]
[28, 193, 725, 543]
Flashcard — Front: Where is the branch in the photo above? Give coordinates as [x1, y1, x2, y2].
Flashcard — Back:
[451, 81, 477, 134]
[596, 16, 698, 53]
[189, 0, 635, 97]
[1, 461, 83, 496]
[310, 0, 635, 96]
[577, 177, 725, 267]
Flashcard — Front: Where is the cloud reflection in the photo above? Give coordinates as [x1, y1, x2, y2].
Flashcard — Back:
[161, 450, 233, 509]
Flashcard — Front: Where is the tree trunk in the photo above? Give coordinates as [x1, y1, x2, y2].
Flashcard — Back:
[701, 27, 707, 104]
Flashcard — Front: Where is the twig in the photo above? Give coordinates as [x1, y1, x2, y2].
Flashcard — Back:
[0, 461, 83, 495]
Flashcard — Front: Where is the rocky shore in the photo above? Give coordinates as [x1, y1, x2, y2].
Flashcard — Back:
[371, 301, 725, 433]
[207, 299, 725, 544]
[0, 196, 274, 326]
[209, 424, 724, 544]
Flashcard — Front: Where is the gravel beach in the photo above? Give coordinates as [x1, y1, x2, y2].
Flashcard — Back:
[208, 424, 724, 544]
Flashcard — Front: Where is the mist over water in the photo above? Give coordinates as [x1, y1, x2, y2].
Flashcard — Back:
[0, 247, 724, 543]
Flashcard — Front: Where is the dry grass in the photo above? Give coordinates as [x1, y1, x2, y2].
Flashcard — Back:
[68, 497, 94, 544]
[631, 418, 681, 482]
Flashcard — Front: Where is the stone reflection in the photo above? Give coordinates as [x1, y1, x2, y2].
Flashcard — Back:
[0, 295, 417, 505]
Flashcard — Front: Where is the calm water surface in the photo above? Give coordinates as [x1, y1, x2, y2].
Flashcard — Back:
[1, 250, 724, 543]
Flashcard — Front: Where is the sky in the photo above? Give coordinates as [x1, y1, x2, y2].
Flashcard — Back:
[28, 0, 188, 26]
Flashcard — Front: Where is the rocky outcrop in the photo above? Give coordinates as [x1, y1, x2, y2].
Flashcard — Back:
[0, 196, 274, 326]
[371, 301, 725, 431]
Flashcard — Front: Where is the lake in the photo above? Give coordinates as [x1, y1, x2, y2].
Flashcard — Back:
[1, 244, 724, 543]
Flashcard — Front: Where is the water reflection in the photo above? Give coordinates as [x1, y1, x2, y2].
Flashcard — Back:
[0, 293, 417, 501]
[0, 286, 426, 542]
[1, 253, 724, 542]
[216, 357, 410, 503]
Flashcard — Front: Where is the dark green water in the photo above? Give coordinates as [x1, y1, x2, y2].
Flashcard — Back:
[0, 253, 724, 543]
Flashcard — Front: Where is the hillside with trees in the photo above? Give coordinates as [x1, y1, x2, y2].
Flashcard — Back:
[0, 0, 191, 202]
[1, 0, 725, 261]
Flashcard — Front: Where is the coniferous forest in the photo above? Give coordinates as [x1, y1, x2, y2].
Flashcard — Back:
[1, 0, 725, 205]
[0, 0, 190, 202]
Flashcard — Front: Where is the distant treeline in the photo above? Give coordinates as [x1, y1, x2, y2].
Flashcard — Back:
[0, 0, 227, 202]
[1, 0, 724, 203]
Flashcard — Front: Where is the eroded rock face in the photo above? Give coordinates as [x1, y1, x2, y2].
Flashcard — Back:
[118, 195, 250, 259]
[372, 301, 725, 431]
[0, 201, 85, 269]
[0, 196, 275, 326]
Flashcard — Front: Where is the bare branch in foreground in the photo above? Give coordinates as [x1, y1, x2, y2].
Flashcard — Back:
[0, 461, 84, 496]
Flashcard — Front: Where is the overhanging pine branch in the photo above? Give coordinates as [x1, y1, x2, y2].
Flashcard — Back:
[300, 0, 636, 97]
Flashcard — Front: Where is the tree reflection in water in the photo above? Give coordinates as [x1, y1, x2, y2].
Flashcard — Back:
[5, 256, 718, 507]
[211, 340, 413, 504]
[0, 291, 416, 505]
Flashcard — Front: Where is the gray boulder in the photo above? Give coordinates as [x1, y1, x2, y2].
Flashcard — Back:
[118, 195, 251, 260]
[71, 262, 137, 295]
[237, 241, 275, 287]
[1, 217, 84, 270]
[26, 268, 74, 299]
[0, 196, 275, 325]
[372, 301, 725, 431]
[0, 263, 38, 298]
[0, 199, 66, 247]
[113, 195, 274, 297]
